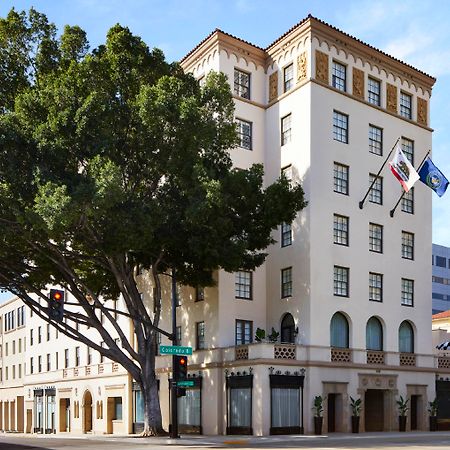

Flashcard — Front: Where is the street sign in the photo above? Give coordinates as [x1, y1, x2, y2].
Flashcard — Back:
[176, 380, 194, 387]
[159, 345, 192, 355]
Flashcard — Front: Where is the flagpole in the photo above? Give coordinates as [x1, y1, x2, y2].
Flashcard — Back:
[359, 137, 400, 209]
[389, 150, 431, 218]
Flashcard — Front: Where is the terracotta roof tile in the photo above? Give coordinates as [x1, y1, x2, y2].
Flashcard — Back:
[432, 310, 450, 320]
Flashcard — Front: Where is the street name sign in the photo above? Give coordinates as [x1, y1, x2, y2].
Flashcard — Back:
[176, 380, 194, 387]
[159, 345, 192, 355]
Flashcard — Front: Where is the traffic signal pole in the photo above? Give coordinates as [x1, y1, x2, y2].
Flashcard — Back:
[170, 269, 179, 439]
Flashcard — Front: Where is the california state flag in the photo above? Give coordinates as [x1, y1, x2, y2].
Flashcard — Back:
[389, 145, 420, 192]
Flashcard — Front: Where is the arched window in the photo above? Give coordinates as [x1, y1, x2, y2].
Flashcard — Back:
[399, 321, 414, 353]
[280, 313, 296, 344]
[366, 317, 383, 351]
[330, 312, 349, 348]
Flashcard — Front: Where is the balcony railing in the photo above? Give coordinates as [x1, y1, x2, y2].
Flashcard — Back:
[366, 350, 385, 365]
[331, 347, 352, 363]
[399, 353, 416, 366]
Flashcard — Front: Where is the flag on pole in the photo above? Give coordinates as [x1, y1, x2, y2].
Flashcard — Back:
[389, 145, 420, 192]
[418, 157, 449, 197]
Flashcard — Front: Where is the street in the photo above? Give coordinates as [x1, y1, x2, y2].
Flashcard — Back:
[0, 432, 450, 450]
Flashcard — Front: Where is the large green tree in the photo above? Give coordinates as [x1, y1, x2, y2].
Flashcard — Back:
[0, 8, 306, 435]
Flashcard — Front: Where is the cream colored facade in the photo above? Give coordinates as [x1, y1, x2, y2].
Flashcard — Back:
[0, 16, 445, 436]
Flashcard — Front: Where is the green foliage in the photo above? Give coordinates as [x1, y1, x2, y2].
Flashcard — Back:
[428, 398, 438, 416]
[268, 328, 279, 343]
[397, 395, 409, 417]
[255, 328, 266, 342]
[350, 396, 362, 417]
[313, 395, 324, 417]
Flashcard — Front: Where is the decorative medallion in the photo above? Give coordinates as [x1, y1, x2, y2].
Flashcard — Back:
[269, 71, 278, 102]
[417, 97, 428, 126]
[386, 83, 398, 113]
[315, 50, 329, 84]
[297, 52, 307, 82]
[352, 68, 364, 99]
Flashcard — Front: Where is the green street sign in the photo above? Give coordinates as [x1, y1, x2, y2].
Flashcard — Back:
[159, 345, 192, 356]
[177, 380, 194, 387]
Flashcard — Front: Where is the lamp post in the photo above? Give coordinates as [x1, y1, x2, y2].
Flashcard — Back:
[170, 269, 179, 439]
[299, 368, 306, 434]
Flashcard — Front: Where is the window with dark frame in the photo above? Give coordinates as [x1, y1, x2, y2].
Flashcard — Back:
[333, 214, 349, 246]
[369, 125, 383, 155]
[64, 349, 69, 368]
[334, 266, 349, 297]
[47, 353, 51, 372]
[333, 111, 348, 143]
[195, 286, 205, 302]
[75, 346, 80, 367]
[369, 174, 383, 204]
[235, 271, 252, 300]
[38, 326, 41, 343]
[284, 63, 294, 92]
[281, 165, 293, 182]
[281, 114, 292, 145]
[401, 278, 414, 306]
[436, 256, 446, 267]
[236, 118, 252, 150]
[234, 69, 250, 99]
[367, 77, 381, 106]
[281, 267, 292, 298]
[38, 355, 42, 373]
[281, 222, 292, 247]
[334, 163, 349, 195]
[196, 321, 205, 350]
[402, 231, 414, 260]
[400, 91, 412, 119]
[401, 187, 414, 214]
[30, 357, 34, 374]
[401, 137, 414, 165]
[369, 223, 383, 253]
[332, 61, 346, 91]
[235, 319, 253, 345]
[369, 272, 383, 302]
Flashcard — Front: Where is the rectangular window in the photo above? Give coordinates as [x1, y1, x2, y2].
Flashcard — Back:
[281, 114, 292, 145]
[113, 397, 123, 420]
[369, 125, 383, 155]
[64, 349, 69, 369]
[235, 271, 252, 300]
[436, 255, 446, 267]
[369, 272, 383, 302]
[284, 63, 294, 92]
[401, 137, 414, 165]
[334, 266, 349, 297]
[334, 163, 349, 195]
[368, 77, 381, 106]
[236, 118, 252, 150]
[333, 214, 349, 246]
[12, 340, 15, 354]
[401, 278, 414, 306]
[196, 321, 205, 350]
[195, 286, 204, 302]
[369, 174, 383, 204]
[47, 353, 51, 372]
[55, 352, 58, 370]
[87, 347, 92, 365]
[75, 347, 80, 367]
[402, 231, 414, 260]
[5, 343, 7, 356]
[282, 165, 293, 182]
[38, 326, 42, 344]
[46, 324, 50, 341]
[100, 342, 105, 363]
[38, 355, 42, 373]
[401, 187, 414, 214]
[30, 357, 34, 374]
[281, 222, 292, 247]
[235, 319, 253, 345]
[234, 69, 250, 99]
[333, 110, 348, 143]
[369, 223, 383, 253]
[12, 365, 15, 379]
[332, 61, 346, 91]
[400, 91, 412, 119]
[281, 267, 293, 298]
[18, 339, 21, 353]
[18, 364, 21, 378]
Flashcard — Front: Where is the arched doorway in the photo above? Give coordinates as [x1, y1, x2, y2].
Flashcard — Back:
[83, 391, 93, 433]
[281, 313, 296, 344]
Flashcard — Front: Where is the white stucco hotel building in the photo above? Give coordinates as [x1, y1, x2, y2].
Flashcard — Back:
[0, 16, 446, 436]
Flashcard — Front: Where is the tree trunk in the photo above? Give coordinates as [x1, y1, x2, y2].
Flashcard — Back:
[139, 343, 167, 436]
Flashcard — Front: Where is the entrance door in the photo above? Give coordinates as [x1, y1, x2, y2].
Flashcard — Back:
[83, 391, 93, 433]
[365, 390, 384, 431]
[410, 395, 418, 430]
[328, 394, 336, 432]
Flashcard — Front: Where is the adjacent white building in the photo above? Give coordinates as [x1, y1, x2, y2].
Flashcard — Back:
[432, 244, 450, 314]
[0, 15, 444, 436]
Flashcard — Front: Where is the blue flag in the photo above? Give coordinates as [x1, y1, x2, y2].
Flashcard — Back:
[418, 157, 449, 197]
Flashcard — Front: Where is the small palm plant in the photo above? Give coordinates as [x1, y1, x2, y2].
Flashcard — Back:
[397, 395, 409, 416]
[313, 395, 324, 417]
[350, 396, 362, 417]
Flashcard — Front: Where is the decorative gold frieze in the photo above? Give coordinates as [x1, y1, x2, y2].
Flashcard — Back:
[269, 71, 278, 102]
[386, 83, 397, 113]
[417, 97, 428, 126]
[297, 51, 307, 82]
[352, 68, 364, 99]
[315, 50, 329, 84]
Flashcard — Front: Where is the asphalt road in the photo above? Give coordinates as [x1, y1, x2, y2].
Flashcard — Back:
[1, 432, 450, 450]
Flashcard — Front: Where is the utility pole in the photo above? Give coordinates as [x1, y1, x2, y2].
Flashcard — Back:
[170, 268, 179, 439]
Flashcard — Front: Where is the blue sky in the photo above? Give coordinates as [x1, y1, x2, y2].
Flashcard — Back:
[0, 0, 449, 299]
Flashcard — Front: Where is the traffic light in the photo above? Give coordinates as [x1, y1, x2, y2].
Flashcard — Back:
[48, 289, 64, 322]
[174, 355, 188, 381]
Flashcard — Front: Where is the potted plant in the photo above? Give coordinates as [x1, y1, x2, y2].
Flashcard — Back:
[268, 327, 280, 343]
[428, 398, 438, 431]
[397, 395, 409, 431]
[349, 396, 362, 433]
[312, 395, 324, 435]
[255, 328, 266, 342]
